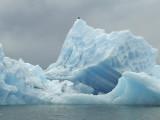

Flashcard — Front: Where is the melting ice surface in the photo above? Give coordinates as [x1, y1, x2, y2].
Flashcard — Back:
[0, 19, 160, 105]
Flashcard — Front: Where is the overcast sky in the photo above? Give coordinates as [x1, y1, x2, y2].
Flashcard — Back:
[0, 0, 160, 69]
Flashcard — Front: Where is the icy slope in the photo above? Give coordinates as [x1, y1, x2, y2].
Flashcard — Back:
[45, 19, 157, 94]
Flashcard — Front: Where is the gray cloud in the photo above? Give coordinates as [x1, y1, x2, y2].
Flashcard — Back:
[0, 0, 160, 69]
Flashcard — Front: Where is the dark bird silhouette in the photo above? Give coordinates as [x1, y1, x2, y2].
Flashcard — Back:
[78, 17, 80, 19]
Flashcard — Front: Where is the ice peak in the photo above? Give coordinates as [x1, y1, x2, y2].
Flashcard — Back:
[73, 19, 87, 28]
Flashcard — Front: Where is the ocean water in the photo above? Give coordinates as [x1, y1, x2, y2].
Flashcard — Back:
[0, 104, 160, 120]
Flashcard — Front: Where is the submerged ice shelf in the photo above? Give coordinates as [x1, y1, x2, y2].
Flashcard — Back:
[0, 19, 160, 105]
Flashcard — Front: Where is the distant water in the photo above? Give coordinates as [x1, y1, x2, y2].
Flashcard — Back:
[0, 105, 160, 120]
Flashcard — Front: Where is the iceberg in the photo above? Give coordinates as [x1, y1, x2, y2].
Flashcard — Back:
[0, 19, 160, 105]
[45, 19, 157, 94]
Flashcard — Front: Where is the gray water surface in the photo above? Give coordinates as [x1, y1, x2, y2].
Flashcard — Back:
[0, 104, 160, 120]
